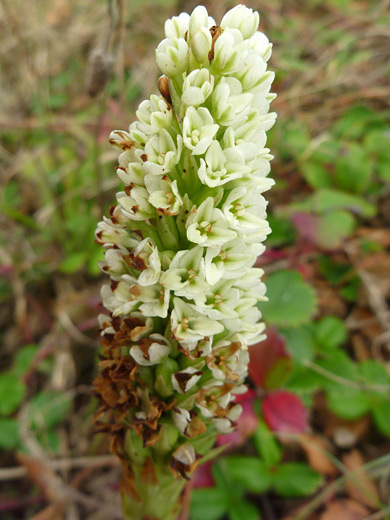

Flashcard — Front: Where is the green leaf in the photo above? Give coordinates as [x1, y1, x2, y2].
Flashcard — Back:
[316, 350, 358, 391]
[273, 463, 322, 497]
[315, 316, 347, 350]
[340, 277, 360, 302]
[312, 138, 341, 163]
[59, 252, 87, 274]
[301, 162, 332, 190]
[191, 488, 228, 520]
[318, 255, 351, 284]
[223, 456, 272, 494]
[212, 460, 242, 497]
[309, 189, 376, 218]
[12, 344, 39, 377]
[364, 127, 390, 158]
[229, 500, 260, 520]
[253, 420, 282, 467]
[372, 399, 390, 437]
[359, 360, 389, 385]
[87, 244, 105, 277]
[282, 325, 316, 363]
[259, 270, 317, 327]
[0, 373, 26, 416]
[0, 418, 20, 449]
[334, 106, 376, 139]
[267, 214, 295, 247]
[327, 388, 371, 420]
[334, 144, 373, 193]
[286, 366, 321, 393]
[316, 209, 356, 249]
[28, 391, 71, 430]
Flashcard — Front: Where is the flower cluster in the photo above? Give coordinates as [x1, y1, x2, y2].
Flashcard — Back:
[96, 4, 275, 478]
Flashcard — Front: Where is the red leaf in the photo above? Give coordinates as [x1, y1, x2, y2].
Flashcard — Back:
[249, 327, 292, 389]
[192, 461, 214, 489]
[262, 390, 308, 433]
[292, 211, 319, 244]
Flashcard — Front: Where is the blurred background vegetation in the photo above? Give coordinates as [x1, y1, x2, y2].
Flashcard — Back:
[0, 0, 389, 519]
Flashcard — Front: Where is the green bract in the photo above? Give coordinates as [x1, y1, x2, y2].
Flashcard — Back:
[95, 4, 275, 518]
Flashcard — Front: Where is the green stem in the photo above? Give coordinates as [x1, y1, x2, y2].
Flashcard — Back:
[122, 462, 186, 520]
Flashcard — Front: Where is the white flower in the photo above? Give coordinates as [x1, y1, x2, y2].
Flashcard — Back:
[130, 334, 171, 366]
[99, 248, 129, 279]
[246, 31, 273, 61]
[172, 366, 203, 394]
[95, 217, 139, 249]
[160, 247, 209, 298]
[142, 129, 182, 176]
[101, 280, 139, 316]
[198, 141, 250, 187]
[127, 238, 161, 286]
[222, 186, 271, 236]
[196, 380, 232, 418]
[164, 12, 190, 39]
[221, 5, 259, 40]
[182, 68, 214, 107]
[116, 162, 146, 187]
[186, 197, 237, 247]
[136, 94, 173, 133]
[171, 298, 224, 349]
[210, 77, 252, 126]
[128, 283, 170, 318]
[146, 175, 183, 216]
[156, 37, 189, 78]
[193, 279, 240, 320]
[213, 403, 243, 433]
[211, 28, 244, 75]
[235, 54, 275, 94]
[204, 238, 255, 285]
[117, 188, 155, 221]
[182, 107, 218, 155]
[109, 130, 134, 150]
[172, 407, 191, 433]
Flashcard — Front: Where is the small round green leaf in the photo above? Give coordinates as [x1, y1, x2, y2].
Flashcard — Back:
[259, 270, 317, 327]
[327, 388, 371, 420]
[0, 418, 20, 449]
[191, 488, 228, 520]
[223, 456, 272, 494]
[282, 325, 316, 362]
[0, 373, 26, 416]
[253, 420, 282, 468]
[315, 316, 347, 350]
[229, 500, 260, 520]
[372, 399, 390, 437]
[359, 360, 389, 385]
[273, 462, 322, 497]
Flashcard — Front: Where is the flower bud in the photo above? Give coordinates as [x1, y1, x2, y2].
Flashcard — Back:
[189, 5, 208, 39]
[221, 4, 259, 39]
[156, 37, 189, 78]
[155, 357, 180, 397]
[190, 27, 212, 64]
[153, 422, 179, 454]
[164, 12, 190, 39]
[182, 68, 214, 107]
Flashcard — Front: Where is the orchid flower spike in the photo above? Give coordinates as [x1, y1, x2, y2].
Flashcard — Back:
[95, 5, 276, 519]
